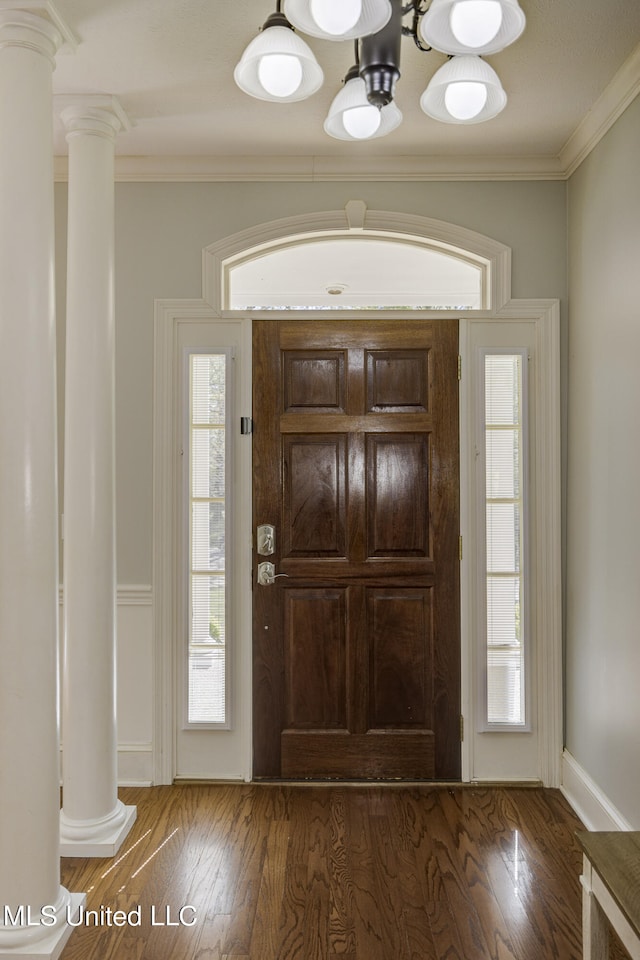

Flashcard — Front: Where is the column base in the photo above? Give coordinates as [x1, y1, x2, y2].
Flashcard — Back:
[60, 802, 137, 858]
[0, 893, 85, 960]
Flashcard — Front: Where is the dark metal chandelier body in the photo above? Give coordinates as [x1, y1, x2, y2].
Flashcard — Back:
[234, 0, 526, 139]
[359, 0, 404, 108]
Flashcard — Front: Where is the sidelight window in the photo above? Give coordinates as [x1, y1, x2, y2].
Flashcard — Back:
[185, 351, 232, 726]
[480, 350, 529, 729]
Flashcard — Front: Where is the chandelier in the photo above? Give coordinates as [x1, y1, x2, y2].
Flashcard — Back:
[234, 0, 526, 140]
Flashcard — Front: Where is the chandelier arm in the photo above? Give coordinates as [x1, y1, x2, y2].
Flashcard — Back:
[401, 0, 432, 52]
[402, 25, 432, 52]
[403, 0, 430, 13]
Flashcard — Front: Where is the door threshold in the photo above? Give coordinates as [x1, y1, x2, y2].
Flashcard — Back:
[251, 778, 543, 788]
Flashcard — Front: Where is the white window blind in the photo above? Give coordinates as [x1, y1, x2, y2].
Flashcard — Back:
[188, 353, 230, 725]
[483, 352, 527, 727]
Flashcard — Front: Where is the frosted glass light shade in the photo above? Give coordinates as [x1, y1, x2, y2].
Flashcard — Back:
[324, 76, 402, 140]
[420, 55, 506, 123]
[234, 24, 323, 102]
[419, 0, 525, 55]
[285, 0, 391, 41]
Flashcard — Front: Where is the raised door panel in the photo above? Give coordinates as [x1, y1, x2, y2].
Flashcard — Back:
[367, 588, 433, 730]
[284, 588, 348, 729]
[366, 349, 431, 412]
[366, 434, 430, 558]
[282, 435, 347, 558]
[283, 350, 346, 413]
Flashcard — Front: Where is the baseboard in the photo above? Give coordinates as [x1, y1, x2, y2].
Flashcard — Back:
[60, 743, 154, 788]
[117, 742, 153, 786]
[560, 749, 633, 831]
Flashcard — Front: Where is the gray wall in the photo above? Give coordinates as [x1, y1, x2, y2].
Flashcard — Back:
[53, 179, 567, 582]
[566, 94, 640, 826]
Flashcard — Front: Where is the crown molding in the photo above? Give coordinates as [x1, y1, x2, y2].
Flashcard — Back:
[559, 40, 640, 177]
[51, 41, 640, 184]
[54, 152, 565, 183]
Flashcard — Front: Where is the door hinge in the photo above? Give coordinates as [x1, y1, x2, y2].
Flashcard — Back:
[459, 535, 463, 560]
[240, 416, 254, 435]
[460, 715, 464, 741]
[457, 355, 462, 380]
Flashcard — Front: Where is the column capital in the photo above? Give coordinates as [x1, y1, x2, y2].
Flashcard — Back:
[57, 95, 131, 142]
[0, 2, 76, 57]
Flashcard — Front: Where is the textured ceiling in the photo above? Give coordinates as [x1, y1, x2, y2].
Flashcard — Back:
[49, 0, 640, 168]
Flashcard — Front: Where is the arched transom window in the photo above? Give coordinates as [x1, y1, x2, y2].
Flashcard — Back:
[227, 235, 485, 310]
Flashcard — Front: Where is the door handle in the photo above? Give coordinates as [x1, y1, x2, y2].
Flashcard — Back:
[257, 561, 289, 586]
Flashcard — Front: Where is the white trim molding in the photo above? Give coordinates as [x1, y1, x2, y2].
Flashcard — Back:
[59, 743, 153, 789]
[58, 585, 154, 786]
[560, 41, 640, 177]
[202, 203, 512, 314]
[153, 300, 183, 786]
[55, 152, 567, 183]
[152, 212, 561, 786]
[561, 750, 634, 831]
[117, 742, 154, 787]
[59, 583, 152, 605]
[152, 302, 253, 784]
[459, 300, 562, 787]
[532, 302, 563, 788]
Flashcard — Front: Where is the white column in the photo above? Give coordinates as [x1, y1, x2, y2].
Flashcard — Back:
[59, 97, 136, 857]
[0, 8, 84, 958]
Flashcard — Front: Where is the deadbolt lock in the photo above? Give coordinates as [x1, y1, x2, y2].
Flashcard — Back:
[257, 524, 275, 556]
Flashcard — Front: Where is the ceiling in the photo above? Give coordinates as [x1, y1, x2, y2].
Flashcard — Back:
[48, 0, 640, 178]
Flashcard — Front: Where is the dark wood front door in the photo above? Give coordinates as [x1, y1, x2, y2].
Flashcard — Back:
[253, 319, 460, 779]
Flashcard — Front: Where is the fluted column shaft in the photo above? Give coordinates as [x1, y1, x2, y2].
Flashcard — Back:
[59, 99, 136, 855]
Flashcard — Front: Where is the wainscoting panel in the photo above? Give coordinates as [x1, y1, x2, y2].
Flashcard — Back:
[59, 584, 154, 786]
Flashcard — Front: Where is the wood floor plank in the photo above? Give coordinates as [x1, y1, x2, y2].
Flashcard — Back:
[302, 842, 330, 960]
[325, 790, 357, 955]
[59, 783, 590, 960]
[426, 898, 469, 960]
[373, 797, 439, 959]
[346, 793, 403, 960]
[248, 819, 290, 959]
[367, 811, 413, 957]
[192, 915, 231, 960]
[440, 788, 550, 959]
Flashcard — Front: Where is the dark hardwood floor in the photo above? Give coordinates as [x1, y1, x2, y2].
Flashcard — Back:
[58, 783, 626, 960]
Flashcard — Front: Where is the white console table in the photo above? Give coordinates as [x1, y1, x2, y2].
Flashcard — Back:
[577, 831, 640, 960]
